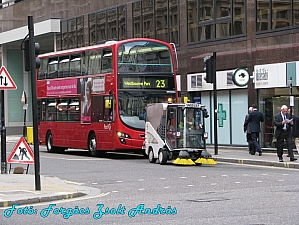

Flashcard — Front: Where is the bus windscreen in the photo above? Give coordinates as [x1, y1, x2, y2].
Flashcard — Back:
[117, 41, 173, 73]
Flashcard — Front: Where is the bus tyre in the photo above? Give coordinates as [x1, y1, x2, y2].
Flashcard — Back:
[158, 148, 168, 165]
[46, 131, 57, 153]
[88, 133, 98, 157]
[148, 147, 157, 163]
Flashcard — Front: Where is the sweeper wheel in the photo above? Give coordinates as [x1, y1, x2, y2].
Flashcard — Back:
[148, 147, 157, 163]
[158, 149, 168, 165]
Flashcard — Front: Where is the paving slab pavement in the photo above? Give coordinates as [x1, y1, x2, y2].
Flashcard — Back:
[0, 174, 102, 208]
[207, 146, 299, 169]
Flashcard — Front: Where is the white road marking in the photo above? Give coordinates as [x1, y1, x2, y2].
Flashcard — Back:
[64, 180, 85, 185]
[0, 192, 111, 209]
[218, 162, 298, 170]
[67, 158, 110, 161]
[41, 155, 110, 160]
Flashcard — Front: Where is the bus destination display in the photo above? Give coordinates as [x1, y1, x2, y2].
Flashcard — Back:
[121, 77, 169, 89]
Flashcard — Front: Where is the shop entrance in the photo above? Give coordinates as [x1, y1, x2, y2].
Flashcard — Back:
[259, 87, 299, 148]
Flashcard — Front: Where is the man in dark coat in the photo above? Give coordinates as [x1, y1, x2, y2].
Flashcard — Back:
[244, 104, 264, 156]
[291, 111, 299, 155]
[274, 105, 297, 162]
[244, 107, 255, 154]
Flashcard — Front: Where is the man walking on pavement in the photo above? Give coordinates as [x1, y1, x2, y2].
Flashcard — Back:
[274, 105, 297, 162]
[244, 104, 264, 156]
[291, 110, 299, 156]
[244, 107, 256, 154]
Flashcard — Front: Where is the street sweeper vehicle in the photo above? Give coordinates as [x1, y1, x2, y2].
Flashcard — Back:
[143, 102, 216, 165]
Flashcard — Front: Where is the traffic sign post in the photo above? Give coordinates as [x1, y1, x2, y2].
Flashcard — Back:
[0, 66, 17, 174]
[0, 90, 6, 174]
[7, 137, 34, 174]
[7, 137, 34, 164]
[0, 66, 17, 90]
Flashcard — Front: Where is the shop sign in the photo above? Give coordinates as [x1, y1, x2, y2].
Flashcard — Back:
[233, 68, 250, 87]
[254, 63, 286, 89]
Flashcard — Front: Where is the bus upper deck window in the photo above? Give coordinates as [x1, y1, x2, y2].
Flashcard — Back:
[48, 58, 58, 79]
[102, 48, 112, 73]
[70, 54, 81, 76]
[88, 50, 101, 75]
[38, 58, 48, 80]
[58, 56, 70, 78]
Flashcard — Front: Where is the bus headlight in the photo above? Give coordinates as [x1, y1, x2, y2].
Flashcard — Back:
[167, 97, 173, 103]
[116, 131, 131, 144]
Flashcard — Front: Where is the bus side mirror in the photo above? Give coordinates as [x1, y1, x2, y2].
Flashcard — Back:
[203, 109, 209, 118]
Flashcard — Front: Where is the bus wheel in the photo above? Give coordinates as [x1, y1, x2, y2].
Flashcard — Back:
[88, 133, 98, 157]
[158, 148, 168, 165]
[148, 147, 157, 163]
[46, 131, 57, 153]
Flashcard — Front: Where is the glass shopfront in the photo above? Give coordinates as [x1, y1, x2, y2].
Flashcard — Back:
[259, 87, 299, 148]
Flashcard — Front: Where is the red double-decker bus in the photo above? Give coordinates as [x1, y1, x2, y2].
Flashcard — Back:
[37, 38, 178, 156]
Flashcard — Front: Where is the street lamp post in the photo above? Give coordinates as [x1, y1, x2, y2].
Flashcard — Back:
[289, 77, 293, 116]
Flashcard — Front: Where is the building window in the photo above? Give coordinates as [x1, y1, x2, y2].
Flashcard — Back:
[88, 4, 127, 45]
[60, 16, 84, 50]
[133, 0, 179, 46]
[97, 11, 107, 42]
[118, 5, 126, 41]
[191, 75, 202, 88]
[187, 0, 245, 43]
[256, 0, 294, 32]
[89, 14, 96, 46]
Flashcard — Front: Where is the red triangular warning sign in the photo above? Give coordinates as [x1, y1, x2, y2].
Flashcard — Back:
[7, 137, 34, 164]
[0, 66, 17, 90]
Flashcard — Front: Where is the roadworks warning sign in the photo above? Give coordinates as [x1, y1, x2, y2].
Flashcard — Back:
[7, 137, 34, 164]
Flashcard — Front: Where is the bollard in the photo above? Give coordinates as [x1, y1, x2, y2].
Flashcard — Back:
[26, 126, 34, 144]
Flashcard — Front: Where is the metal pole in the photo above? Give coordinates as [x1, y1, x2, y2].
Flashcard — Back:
[28, 16, 41, 190]
[289, 77, 293, 116]
[23, 91, 27, 138]
[0, 90, 7, 174]
[213, 52, 218, 155]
